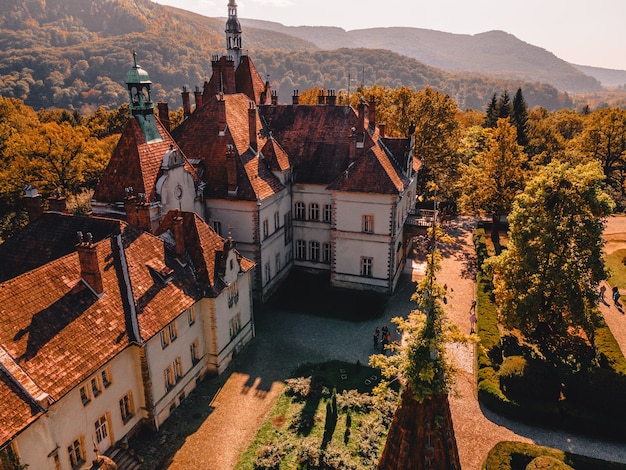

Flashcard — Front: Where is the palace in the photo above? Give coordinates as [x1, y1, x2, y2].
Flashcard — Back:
[0, 1, 419, 468]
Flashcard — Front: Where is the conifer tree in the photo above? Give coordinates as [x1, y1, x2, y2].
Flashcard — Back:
[497, 89, 512, 120]
[512, 87, 529, 147]
[484, 93, 499, 128]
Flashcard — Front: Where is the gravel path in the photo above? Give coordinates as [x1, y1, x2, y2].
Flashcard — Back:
[142, 216, 626, 469]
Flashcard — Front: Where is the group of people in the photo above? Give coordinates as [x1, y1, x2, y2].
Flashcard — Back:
[373, 325, 392, 352]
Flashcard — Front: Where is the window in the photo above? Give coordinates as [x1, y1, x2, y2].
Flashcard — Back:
[174, 357, 183, 380]
[362, 214, 374, 233]
[119, 392, 134, 424]
[187, 307, 196, 326]
[265, 261, 271, 283]
[361, 257, 373, 277]
[227, 280, 239, 307]
[295, 240, 306, 260]
[284, 213, 292, 244]
[323, 243, 332, 264]
[294, 202, 305, 220]
[309, 203, 319, 221]
[68, 438, 85, 469]
[323, 204, 332, 223]
[91, 377, 101, 397]
[263, 218, 269, 238]
[168, 322, 177, 342]
[190, 339, 200, 365]
[94, 415, 108, 444]
[274, 211, 280, 230]
[160, 330, 170, 349]
[52, 451, 61, 470]
[101, 368, 112, 388]
[164, 366, 175, 392]
[80, 386, 91, 405]
[275, 253, 281, 274]
[229, 313, 242, 339]
[211, 220, 222, 236]
[309, 241, 320, 262]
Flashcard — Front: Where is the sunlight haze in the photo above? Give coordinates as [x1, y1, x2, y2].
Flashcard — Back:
[154, 0, 626, 70]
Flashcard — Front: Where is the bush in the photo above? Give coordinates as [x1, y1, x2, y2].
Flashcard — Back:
[357, 416, 386, 467]
[336, 389, 374, 413]
[499, 356, 561, 402]
[284, 376, 312, 400]
[254, 441, 293, 470]
[526, 456, 573, 469]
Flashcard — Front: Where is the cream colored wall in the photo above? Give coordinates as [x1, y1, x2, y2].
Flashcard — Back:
[158, 166, 197, 214]
[291, 184, 332, 269]
[146, 302, 207, 428]
[14, 347, 143, 470]
[258, 190, 293, 290]
[205, 199, 255, 243]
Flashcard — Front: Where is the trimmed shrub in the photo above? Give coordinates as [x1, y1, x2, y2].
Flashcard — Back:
[499, 357, 561, 402]
[254, 441, 293, 470]
[526, 456, 574, 469]
[336, 389, 374, 413]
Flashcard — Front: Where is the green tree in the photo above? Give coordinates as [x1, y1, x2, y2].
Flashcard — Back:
[486, 161, 613, 356]
[511, 88, 528, 147]
[484, 93, 499, 128]
[497, 89, 512, 120]
[457, 118, 527, 250]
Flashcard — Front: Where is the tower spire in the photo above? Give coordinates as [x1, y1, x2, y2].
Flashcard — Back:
[225, 0, 242, 67]
[125, 51, 162, 143]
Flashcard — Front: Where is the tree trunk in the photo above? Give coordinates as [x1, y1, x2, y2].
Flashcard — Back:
[491, 213, 502, 254]
[378, 390, 461, 470]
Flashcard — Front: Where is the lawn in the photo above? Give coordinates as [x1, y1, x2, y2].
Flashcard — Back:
[605, 248, 626, 288]
[234, 360, 396, 470]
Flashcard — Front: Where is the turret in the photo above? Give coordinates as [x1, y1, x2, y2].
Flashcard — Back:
[226, 0, 242, 67]
[125, 52, 162, 143]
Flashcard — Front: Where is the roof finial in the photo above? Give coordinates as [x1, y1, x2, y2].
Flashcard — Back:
[132, 50, 138, 68]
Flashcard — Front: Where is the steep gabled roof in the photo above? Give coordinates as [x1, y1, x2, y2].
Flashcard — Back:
[156, 211, 254, 297]
[0, 370, 41, 446]
[236, 55, 267, 104]
[171, 93, 284, 201]
[93, 117, 198, 203]
[327, 144, 410, 194]
[261, 137, 291, 172]
[0, 214, 200, 438]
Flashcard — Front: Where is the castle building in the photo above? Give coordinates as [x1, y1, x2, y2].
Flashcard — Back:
[92, 1, 418, 302]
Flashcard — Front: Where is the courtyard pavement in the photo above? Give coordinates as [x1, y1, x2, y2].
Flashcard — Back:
[134, 216, 626, 469]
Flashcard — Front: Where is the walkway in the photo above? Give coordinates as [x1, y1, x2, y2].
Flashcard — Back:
[134, 217, 626, 469]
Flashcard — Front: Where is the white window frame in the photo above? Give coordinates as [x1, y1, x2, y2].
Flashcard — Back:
[309, 202, 319, 221]
[323, 204, 332, 223]
[362, 214, 374, 233]
[361, 257, 373, 277]
[295, 239, 306, 260]
[119, 392, 134, 424]
[68, 437, 85, 469]
[294, 201, 305, 220]
[309, 240, 320, 262]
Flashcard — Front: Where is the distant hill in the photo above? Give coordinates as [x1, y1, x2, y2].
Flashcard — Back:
[0, 0, 582, 111]
[573, 64, 626, 88]
[239, 19, 602, 94]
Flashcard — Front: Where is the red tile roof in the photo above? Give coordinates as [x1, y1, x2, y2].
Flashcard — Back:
[0, 214, 206, 442]
[171, 94, 284, 201]
[235, 56, 268, 104]
[156, 211, 254, 297]
[93, 117, 198, 203]
[261, 138, 291, 172]
[0, 370, 41, 446]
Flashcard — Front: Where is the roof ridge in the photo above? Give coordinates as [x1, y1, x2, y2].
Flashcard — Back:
[0, 345, 49, 410]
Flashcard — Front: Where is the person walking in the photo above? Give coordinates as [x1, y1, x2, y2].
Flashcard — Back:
[469, 299, 477, 334]
[613, 286, 621, 308]
[373, 327, 380, 351]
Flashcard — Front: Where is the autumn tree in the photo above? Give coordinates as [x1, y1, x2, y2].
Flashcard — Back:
[457, 118, 527, 250]
[570, 108, 626, 208]
[486, 161, 613, 360]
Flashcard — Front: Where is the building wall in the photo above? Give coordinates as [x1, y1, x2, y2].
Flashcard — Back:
[291, 184, 332, 270]
[13, 347, 143, 470]
[156, 165, 198, 215]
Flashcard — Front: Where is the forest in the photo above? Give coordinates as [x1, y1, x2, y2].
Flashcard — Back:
[1, 85, 626, 245]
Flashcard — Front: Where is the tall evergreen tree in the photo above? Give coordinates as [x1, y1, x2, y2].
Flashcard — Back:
[484, 93, 499, 128]
[497, 89, 512, 120]
[512, 87, 529, 147]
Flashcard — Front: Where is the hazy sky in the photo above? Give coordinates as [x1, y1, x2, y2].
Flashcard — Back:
[154, 0, 626, 70]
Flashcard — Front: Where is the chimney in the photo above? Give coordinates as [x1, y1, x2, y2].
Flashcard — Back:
[262, 81, 272, 105]
[172, 211, 186, 266]
[76, 232, 104, 296]
[369, 96, 376, 129]
[223, 56, 236, 94]
[357, 99, 365, 136]
[327, 90, 337, 106]
[136, 195, 152, 233]
[248, 102, 257, 152]
[379, 123, 386, 138]
[271, 90, 278, 106]
[24, 186, 43, 221]
[292, 90, 299, 105]
[194, 86, 203, 111]
[318, 90, 325, 105]
[217, 94, 226, 136]
[124, 188, 138, 228]
[182, 86, 191, 118]
[226, 144, 238, 196]
[157, 102, 170, 132]
[48, 189, 67, 214]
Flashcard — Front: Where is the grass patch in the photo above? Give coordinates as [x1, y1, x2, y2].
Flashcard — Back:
[605, 248, 626, 288]
[267, 270, 388, 321]
[235, 361, 396, 470]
